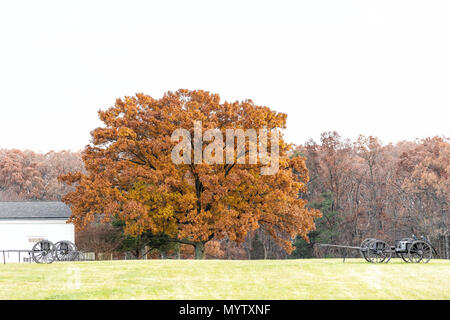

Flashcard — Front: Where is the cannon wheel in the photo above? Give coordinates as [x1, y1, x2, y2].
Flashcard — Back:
[366, 240, 391, 263]
[32, 240, 56, 264]
[55, 240, 78, 261]
[399, 253, 411, 263]
[360, 238, 376, 262]
[408, 241, 433, 263]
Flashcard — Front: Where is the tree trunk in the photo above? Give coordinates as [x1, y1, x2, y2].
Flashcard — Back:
[194, 242, 205, 259]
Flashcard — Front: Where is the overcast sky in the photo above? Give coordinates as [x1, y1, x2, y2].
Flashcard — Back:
[0, 1, 449, 152]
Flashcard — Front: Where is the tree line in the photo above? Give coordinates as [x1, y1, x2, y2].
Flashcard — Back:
[0, 132, 448, 259]
[0, 149, 83, 201]
[0, 90, 447, 259]
[293, 132, 448, 258]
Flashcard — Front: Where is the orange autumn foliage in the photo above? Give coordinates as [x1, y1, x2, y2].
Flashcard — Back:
[59, 89, 320, 257]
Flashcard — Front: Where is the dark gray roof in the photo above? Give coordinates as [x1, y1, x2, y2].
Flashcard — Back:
[0, 202, 72, 219]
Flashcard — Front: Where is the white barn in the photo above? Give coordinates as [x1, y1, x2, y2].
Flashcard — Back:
[0, 201, 74, 263]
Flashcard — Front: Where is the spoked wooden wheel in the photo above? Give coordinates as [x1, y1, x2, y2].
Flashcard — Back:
[408, 241, 433, 263]
[360, 238, 376, 262]
[399, 253, 411, 263]
[367, 240, 391, 263]
[32, 240, 56, 264]
[55, 241, 78, 261]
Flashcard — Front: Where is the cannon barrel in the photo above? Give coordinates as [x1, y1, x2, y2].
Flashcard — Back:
[316, 244, 365, 250]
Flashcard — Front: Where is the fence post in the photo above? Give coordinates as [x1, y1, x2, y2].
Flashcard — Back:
[446, 235, 449, 259]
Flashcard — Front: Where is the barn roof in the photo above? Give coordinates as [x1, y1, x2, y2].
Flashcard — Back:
[0, 201, 72, 220]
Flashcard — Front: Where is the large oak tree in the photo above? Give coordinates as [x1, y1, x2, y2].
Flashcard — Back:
[60, 89, 320, 258]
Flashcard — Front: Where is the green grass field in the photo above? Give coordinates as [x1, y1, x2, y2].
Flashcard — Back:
[0, 258, 449, 300]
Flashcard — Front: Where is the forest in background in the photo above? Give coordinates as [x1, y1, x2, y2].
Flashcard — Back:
[0, 132, 448, 259]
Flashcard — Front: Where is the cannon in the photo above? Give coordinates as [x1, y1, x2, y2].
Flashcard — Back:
[31, 240, 80, 264]
[317, 235, 437, 263]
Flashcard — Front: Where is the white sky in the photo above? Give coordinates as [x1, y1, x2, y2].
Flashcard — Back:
[0, 0, 449, 152]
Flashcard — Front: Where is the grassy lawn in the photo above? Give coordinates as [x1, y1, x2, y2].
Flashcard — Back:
[0, 258, 449, 299]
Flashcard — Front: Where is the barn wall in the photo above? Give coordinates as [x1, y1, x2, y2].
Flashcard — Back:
[0, 219, 74, 263]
